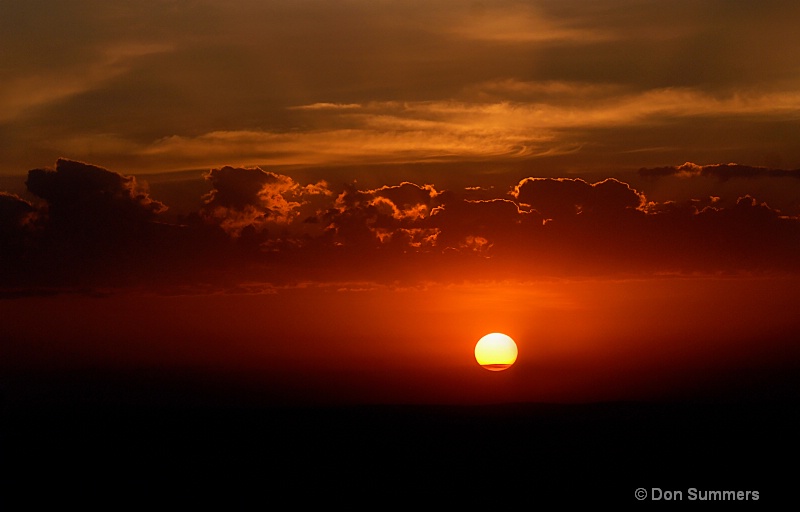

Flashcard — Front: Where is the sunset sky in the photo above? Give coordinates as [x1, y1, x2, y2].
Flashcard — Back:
[3, 0, 800, 405]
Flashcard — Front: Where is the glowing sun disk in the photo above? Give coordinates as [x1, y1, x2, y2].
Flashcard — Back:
[475, 332, 518, 371]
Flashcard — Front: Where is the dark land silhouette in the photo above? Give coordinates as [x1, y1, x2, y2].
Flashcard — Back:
[3, 368, 797, 506]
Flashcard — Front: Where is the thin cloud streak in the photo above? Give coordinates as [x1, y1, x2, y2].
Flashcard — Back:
[0, 42, 174, 123]
[130, 88, 800, 170]
[444, 4, 615, 43]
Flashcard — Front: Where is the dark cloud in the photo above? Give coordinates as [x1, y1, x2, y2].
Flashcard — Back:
[511, 177, 644, 219]
[663, 195, 800, 272]
[17, 159, 174, 283]
[427, 198, 539, 255]
[635, 162, 800, 216]
[203, 166, 279, 210]
[3, 159, 800, 293]
[322, 184, 403, 247]
[0, 192, 37, 233]
[201, 166, 332, 237]
[4, 159, 225, 288]
[320, 182, 442, 248]
[639, 162, 800, 181]
[26, 158, 166, 227]
[643, 196, 721, 217]
[0, 192, 39, 283]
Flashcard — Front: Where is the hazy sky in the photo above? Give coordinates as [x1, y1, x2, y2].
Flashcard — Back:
[2, 0, 800, 176]
[3, 1, 800, 405]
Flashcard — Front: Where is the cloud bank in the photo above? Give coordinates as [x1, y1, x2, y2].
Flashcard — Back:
[2, 159, 800, 294]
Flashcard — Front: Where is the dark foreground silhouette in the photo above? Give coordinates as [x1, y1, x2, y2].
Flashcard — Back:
[3, 370, 797, 506]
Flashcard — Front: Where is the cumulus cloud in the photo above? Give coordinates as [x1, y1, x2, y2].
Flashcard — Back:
[26, 158, 166, 227]
[3, 158, 800, 292]
[319, 181, 443, 248]
[201, 166, 332, 237]
[0, 159, 188, 289]
[368, 182, 440, 221]
[511, 177, 644, 220]
[428, 198, 538, 255]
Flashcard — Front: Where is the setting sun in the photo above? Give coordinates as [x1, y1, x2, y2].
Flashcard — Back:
[475, 333, 518, 371]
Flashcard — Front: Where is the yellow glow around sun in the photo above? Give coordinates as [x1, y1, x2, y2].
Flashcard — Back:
[475, 333, 518, 371]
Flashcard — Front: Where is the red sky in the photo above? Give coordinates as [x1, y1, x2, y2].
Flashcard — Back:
[2, 1, 800, 405]
[4, 276, 799, 404]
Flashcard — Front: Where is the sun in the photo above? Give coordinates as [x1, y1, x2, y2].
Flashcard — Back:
[475, 333, 518, 371]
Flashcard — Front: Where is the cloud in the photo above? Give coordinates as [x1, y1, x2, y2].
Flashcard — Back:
[130, 88, 800, 172]
[427, 198, 538, 255]
[511, 177, 644, 219]
[201, 166, 332, 237]
[0, 42, 173, 123]
[464, 79, 625, 103]
[3, 158, 800, 293]
[138, 122, 547, 170]
[0, 192, 39, 280]
[666, 195, 799, 271]
[368, 182, 440, 221]
[26, 158, 166, 226]
[321, 182, 442, 248]
[0, 192, 37, 232]
[0, 159, 204, 289]
[640, 162, 800, 181]
[444, 3, 614, 43]
[636, 162, 800, 216]
[203, 166, 286, 210]
[289, 103, 362, 111]
[643, 196, 721, 218]
[4, 1, 800, 176]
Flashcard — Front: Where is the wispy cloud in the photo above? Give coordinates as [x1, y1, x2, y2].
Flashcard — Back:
[445, 5, 614, 43]
[0, 42, 173, 123]
[138, 126, 555, 169]
[289, 103, 362, 111]
[3, 1, 800, 174]
[131, 88, 800, 169]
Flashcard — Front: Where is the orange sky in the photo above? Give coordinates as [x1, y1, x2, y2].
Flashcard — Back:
[4, 277, 799, 404]
[2, 1, 800, 405]
[2, 1, 800, 175]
